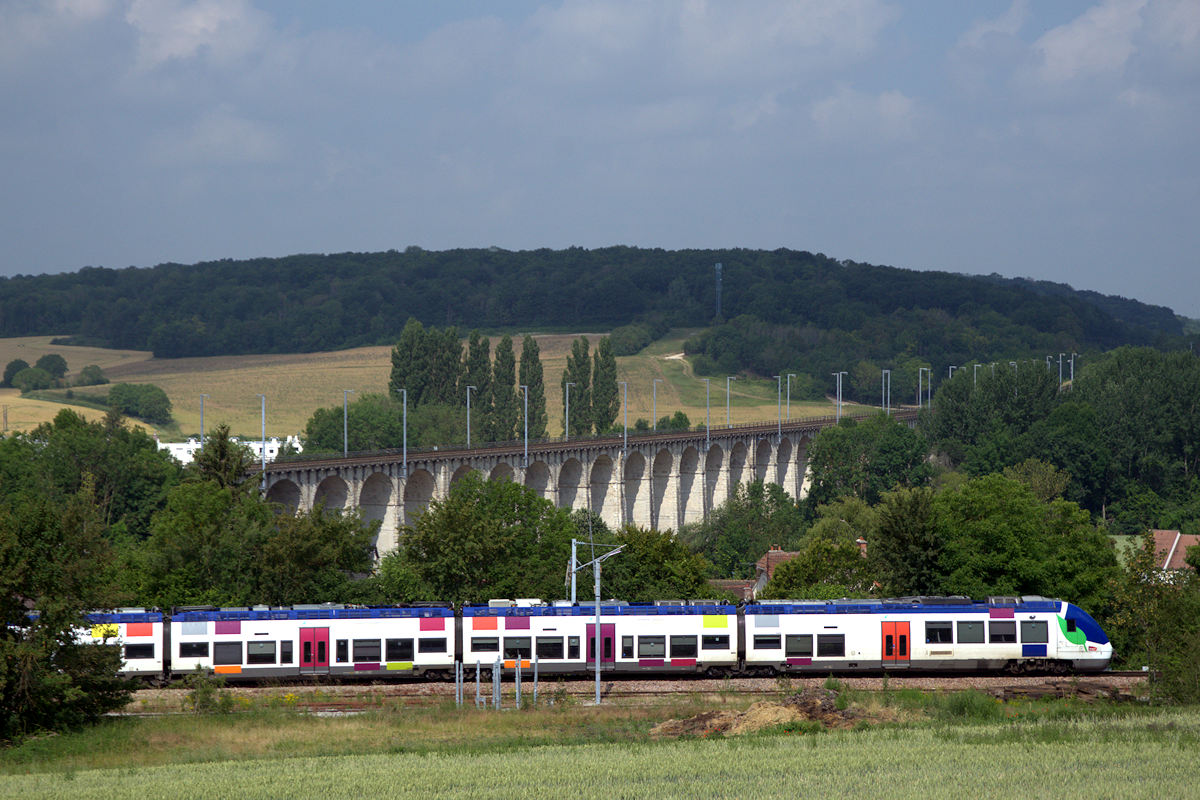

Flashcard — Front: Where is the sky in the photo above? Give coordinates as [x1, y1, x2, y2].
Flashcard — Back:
[2, 0, 1197, 316]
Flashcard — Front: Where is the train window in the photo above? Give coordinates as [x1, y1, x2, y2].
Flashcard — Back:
[702, 635, 730, 650]
[387, 639, 415, 661]
[958, 621, 985, 643]
[280, 641, 293, 664]
[785, 635, 813, 657]
[1020, 621, 1048, 644]
[336, 640, 349, 663]
[503, 637, 532, 659]
[179, 642, 209, 659]
[670, 636, 697, 659]
[353, 639, 381, 662]
[418, 638, 447, 653]
[247, 641, 276, 665]
[536, 637, 564, 659]
[638, 636, 666, 658]
[124, 643, 155, 660]
[213, 642, 242, 665]
[753, 634, 782, 650]
[989, 622, 1016, 643]
[568, 637, 580, 659]
[925, 622, 953, 644]
[471, 637, 500, 653]
[622, 636, 634, 659]
[816, 635, 845, 658]
[1066, 619, 1077, 633]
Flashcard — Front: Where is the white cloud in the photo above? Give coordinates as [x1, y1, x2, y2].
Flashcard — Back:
[126, 0, 269, 69]
[957, 0, 1028, 49]
[810, 86, 917, 143]
[1033, 0, 1147, 83]
[150, 107, 282, 165]
[0, 0, 116, 68]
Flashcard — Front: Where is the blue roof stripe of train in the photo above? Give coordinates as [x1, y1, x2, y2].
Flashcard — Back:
[76, 595, 1113, 681]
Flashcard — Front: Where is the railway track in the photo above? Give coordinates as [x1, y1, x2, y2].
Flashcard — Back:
[131, 672, 1147, 714]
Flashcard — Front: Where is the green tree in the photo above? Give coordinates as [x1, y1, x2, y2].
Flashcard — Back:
[678, 481, 805, 579]
[35, 353, 68, 379]
[657, 411, 691, 432]
[759, 538, 875, 600]
[462, 332, 493, 439]
[932, 474, 1119, 612]
[138, 480, 272, 607]
[74, 364, 108, 386]
[592, 525, 712, 602]
[107, 383, 172, 425]
[591, 336, 620, 434]
[257, 508, 376, 605]
[386, 473, 573, 604]
[561, 336, 592, 438]
[0, 481, 133, 742]
[869, 487, 939, 596]
[1002, 458, 1070, 502]
[489, 334, 518, 441]
[303, 393, 408, 454]
[805, 414, 931, 508]
[389, 318, 429, 407]
[190, 423, 257, 492]
[519, 334, 548, 439]
[805, 496, 878, 545]
[0, 408, 180, 540]
[2, 358, 29, 387]
[11, 366, 52, 393]
[1107, 531, 1200, 702]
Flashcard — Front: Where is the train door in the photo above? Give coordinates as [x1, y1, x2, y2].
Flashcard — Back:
[300, 627, 330, 674]
[585, 623, 615, 669]
[882, 621, 910, 667]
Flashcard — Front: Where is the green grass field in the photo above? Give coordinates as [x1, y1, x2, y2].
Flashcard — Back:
[1, 695, 1195, 800]
[0, 333, 865, 441]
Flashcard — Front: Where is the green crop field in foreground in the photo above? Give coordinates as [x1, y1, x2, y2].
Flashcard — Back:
[3, 709, 1198, 800]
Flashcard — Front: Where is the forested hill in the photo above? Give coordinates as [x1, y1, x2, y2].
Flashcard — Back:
[0, 247, 1183, 359]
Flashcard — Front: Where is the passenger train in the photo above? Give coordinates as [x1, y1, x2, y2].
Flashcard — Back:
[83, 595, 1112, 681]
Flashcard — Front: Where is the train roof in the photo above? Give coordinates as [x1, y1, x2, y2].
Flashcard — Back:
[462, 600, 737, 617]
[170, 604, 453, 622]
[746, 596, 1065, 614]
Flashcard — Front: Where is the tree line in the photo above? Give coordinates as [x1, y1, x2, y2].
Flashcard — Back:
[1, 248, 1184, 374]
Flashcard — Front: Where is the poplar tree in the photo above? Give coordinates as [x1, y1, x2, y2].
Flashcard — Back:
[591, 336, 620, 434]
[519, 334, 548, 439]
[561, 337, 591, 438]
[462, 331, 493, 441]
[389, 318, 429, 406]
[490, 334, 519, 441]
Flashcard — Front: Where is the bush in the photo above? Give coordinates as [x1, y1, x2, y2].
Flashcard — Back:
[11, 366, 53, 393]
[75, 364, 109, 387]
[2, 358, 28, 387]
[35, 353, 68, 378]
[108, 383, 172, 425]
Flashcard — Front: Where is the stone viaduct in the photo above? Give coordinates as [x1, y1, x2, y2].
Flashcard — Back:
[263, 410, 916, 557]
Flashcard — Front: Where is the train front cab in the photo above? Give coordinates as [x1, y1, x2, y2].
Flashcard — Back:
[1057, 602, 1113, 672]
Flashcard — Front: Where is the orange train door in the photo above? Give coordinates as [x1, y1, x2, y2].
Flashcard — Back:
[881, 621, 910, 666]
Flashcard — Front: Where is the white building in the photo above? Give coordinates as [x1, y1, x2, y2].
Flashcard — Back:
[156, 435, 303, 465]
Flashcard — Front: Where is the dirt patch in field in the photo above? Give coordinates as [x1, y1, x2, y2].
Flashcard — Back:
[650, 688, 858, 737]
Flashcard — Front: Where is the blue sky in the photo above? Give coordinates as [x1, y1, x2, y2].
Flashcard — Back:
[2, 1, 1197, 316]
